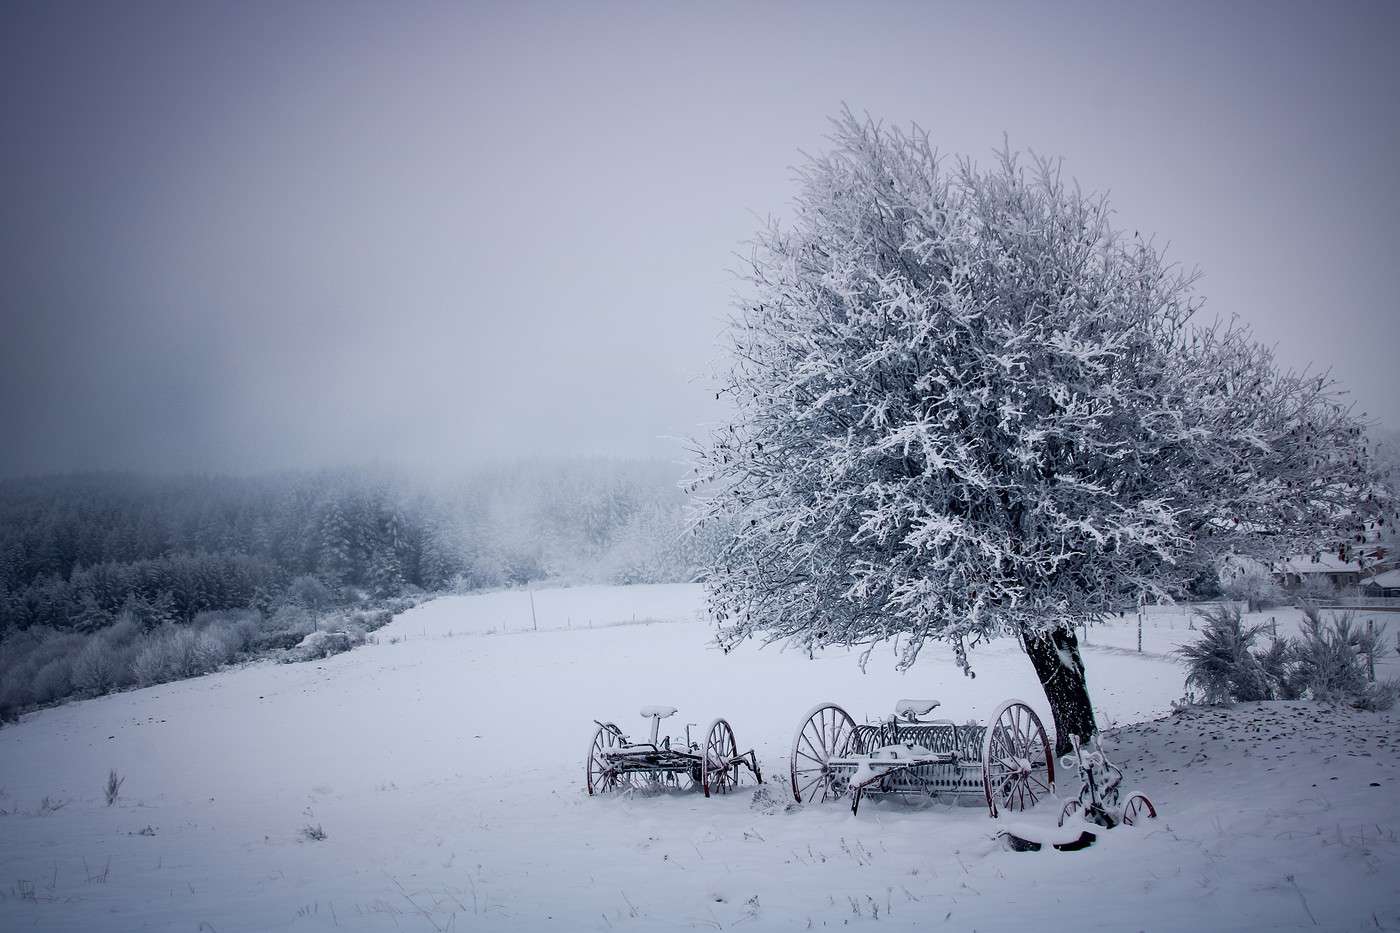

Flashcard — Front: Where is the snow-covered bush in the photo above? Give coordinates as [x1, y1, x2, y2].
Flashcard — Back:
[1176, 606, 1272, 703]
[1253, 634, 1302, 700]
[71, 638, 122, 696]
[1221, 571, 1284, 613]
[341, 608, 393, 644]
[193, 609, 260, 657]
[1352, 678, 1400, 712]
[378, 597, 417, 616]
[291, 631, 353, 662]
[1180, 604, 1394, 709]
[1, 628, 85, 707]
[1296, 575, 1343, 602]
[352, 608, 393, 629]
[1290, 609, 1370, 703]
[132, 626, 228, 685]
[252, 606, 316, 652]
[30, 657, 74, 706]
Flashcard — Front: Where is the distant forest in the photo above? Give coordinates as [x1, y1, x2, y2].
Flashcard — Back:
[0, 460, 712, 636]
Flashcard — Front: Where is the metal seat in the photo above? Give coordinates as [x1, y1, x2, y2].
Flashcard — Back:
[640, 705, 678, 720]
[894, 699, 941, 720]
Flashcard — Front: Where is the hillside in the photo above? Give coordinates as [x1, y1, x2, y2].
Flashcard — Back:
[0, 585, 1396, 931]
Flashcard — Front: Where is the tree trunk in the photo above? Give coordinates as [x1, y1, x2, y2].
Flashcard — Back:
[1022, 625, 1096, 757]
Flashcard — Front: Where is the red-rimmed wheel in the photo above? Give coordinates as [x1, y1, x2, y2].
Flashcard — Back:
[586, 723, 630, 796]
[790, 702, 858, 804]
[702, 718, 752, 797]
[1121, 792, 1158, 826]
[981, 700, 1055, 818]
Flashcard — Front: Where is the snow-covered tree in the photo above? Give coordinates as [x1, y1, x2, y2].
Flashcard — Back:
[692, 110, 1384, 752]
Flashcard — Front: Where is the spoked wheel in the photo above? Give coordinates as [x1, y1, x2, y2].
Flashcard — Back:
[981, 700, 1055, 818]
[702, 718, 750, 797]
[1058, 798, 1082, 828]
[586, 722, 631, 795]
[1120, 792, 1158, 826]
[790, 702, 858, 804]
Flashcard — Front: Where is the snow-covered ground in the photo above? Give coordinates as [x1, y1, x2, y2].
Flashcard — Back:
[1, 584, 1396, 931]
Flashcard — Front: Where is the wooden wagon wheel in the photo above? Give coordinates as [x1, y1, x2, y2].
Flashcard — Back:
[701, 718, 745, 797]
[1120, 791, 1158, 826]
[981, 700, 1054, 818]
[790, 702, 857, 804]
[585, 722, 630, 796]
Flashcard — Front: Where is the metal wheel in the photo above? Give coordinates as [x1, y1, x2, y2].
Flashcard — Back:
[790, 702, 857, 804]
[701, 718, 744, 797]
[1120, 791, 1158, 826]
[585, 722, 630, 795]
[1058, 798, 1082, 828]
[981, 700, 1055, 818]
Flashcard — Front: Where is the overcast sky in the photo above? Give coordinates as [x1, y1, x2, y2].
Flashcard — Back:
[2, 1, 1397, 478]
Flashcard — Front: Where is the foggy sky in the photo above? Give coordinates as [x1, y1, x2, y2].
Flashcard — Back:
[3, 1, 1398, 478]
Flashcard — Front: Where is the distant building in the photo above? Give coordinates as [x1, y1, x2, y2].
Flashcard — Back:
[1361, 569, 1400, 598]
[1273, 553, 1362, 592]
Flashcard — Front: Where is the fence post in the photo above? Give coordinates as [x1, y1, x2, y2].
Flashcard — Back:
[1136, 600, 1143, 653]
[1367, 619, 1376, 683]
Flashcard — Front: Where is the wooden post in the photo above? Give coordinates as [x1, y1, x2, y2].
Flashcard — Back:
[530, 587, 538, 632]
[1136, 600, 1143, 654]
[1367, 619, 1376, 683]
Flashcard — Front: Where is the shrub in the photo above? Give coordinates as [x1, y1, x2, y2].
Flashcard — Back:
[347, 609, 392, 631]
[105, 769, 124, 806]
[71, 638, 121, 696]
[1220, 570, 1284, 613]
[193, 609, 261, 658]
[0, 686, 23, 722]
[379, 597, 416, 616]
[132, 627, 224, 685]
[1352, 679, 1400, 712]
[1295, 575, 1341, 603]
[1180, 603, 1394, 710]
[251, 629, 307, 652]
[31, 657, 75, 706]
[251, 606, 315, 652]
[264, 606, 315, 636]
[1253, 635, 1301, 700]
[1176, 605, 1271, 704]
[1289, 609, 1369, 702]
[130, 635, 171, 686]
[290, 630, 353, 662]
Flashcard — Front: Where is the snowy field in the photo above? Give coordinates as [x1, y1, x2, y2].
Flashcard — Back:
[1, 584, 1397, 931]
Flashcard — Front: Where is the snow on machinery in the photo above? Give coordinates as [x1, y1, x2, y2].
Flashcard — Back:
[790, 698, 1054, 817]
[1055, 733, 1158, 830]
[586, 706, 763, 797]
[995, 733, 1160, 851]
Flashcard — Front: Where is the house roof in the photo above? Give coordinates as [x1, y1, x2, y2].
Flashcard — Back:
[1274, 554, 1362, 575]
[1362, 569, 1400, 589]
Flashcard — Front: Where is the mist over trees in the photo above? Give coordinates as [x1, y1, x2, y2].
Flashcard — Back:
[0, 459, 705, 636]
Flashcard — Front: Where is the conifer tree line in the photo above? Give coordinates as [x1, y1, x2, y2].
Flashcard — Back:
[0, 460, 707, 636]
